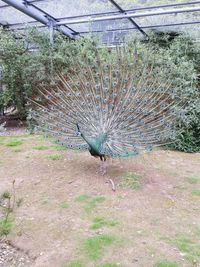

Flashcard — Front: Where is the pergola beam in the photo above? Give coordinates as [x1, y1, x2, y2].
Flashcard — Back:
[56, 6, 200, 25]
[79, 20, 200, 34]
[108, 0, 147, 37]
[1, 0, 75, 39]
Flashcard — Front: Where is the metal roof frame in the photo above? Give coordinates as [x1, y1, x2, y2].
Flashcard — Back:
[1, 0, 200, 43]
[1, 0, 76, 39]
[108, 0, 147, 37]
[55, 6, 200, 25]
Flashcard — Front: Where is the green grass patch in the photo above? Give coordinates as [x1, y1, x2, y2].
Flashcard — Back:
[5, 138, 23, 147]
[90, 216, 118, 230]
[192, 189, 200, 196]
[193, 227, 200, 237]
[162, 233, 200, 264]
[0, 137, 6, 145]
[13, 148, 21, 152]
[75, 194, 105, 213]
[97, 264, 118, 267]
[53, 144, 67, 151]
[0, 218, 12, 236]
[120, 172, 142, 189]
[33, 145, 49, 150]
[75, 194, 91, 203]
[174, 184, 187, 191]
[83, 234, 115, 261]
[58, 201, 69, 209]
[46, 154, 62, 160]
[185, 175, 198, 184]
[154, 260, 178, 267]
[61, 261, 83, 267]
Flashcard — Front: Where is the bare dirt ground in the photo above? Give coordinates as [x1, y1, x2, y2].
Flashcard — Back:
[0, 132, 199, 267]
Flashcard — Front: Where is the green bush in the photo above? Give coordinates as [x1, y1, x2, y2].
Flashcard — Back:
[147, 32, 200, 152]
[0, 27, 199, 152]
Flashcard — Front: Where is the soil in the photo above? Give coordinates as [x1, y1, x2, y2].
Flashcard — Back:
[0, 131, 199, 267]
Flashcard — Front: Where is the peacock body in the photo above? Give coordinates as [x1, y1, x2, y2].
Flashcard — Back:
[30, 47, 182, 160]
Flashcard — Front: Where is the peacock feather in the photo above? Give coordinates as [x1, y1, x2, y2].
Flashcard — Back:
[29, 47, 183, 160]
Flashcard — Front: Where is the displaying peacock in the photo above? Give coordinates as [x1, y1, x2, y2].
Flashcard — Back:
[29, 47, 182, 161]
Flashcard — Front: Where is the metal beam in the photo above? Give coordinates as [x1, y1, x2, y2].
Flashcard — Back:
[108, 0, 147, 37]
[0, 0, 46, 9]
[42, 1, 200, 21]
[79, 20, 200, 34]
[56, 6, 200, 25]
[1, 0, 75, 38]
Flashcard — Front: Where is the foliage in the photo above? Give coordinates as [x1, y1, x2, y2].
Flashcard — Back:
[0, 180, 21, 237]
[0, 27, 97, 118]
[141, 32, 200, 152]
[0, 27, 199, 152]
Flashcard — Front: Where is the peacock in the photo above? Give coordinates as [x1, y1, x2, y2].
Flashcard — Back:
[29, 47, 182, 161]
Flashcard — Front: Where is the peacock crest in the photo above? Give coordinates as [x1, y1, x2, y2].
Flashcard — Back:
[29, 47, 183, 160]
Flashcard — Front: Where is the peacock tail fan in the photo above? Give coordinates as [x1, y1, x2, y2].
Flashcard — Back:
[28, 46, 184, 159]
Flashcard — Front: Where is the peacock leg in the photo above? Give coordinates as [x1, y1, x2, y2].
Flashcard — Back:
[96, 160, 107, 176]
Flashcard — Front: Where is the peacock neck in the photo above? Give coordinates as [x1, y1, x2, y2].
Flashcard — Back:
[81, 132, 107, 155]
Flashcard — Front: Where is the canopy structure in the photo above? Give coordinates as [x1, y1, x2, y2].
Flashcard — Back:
[0, 0, 200, 44]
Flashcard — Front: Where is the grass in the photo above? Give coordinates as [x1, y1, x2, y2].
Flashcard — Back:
[33, 145, 49, 150]
[163, 233, 200, 264]
[0, 218, 12, 236]
[90, 216, 118, 230]
[75, 194, 105, 213]
[13, 148, 21, 152]
[83, 234, 115, 261]
[154, 260, 178, 267]
[5, 138, 23, 147]
[97, 264, 118, 267]
[58, 201, 69, 209]
[193, 227, 200, 237]
[120, 172, 142, 189]
[61, 261, 83, 267]
[174, 184, 187, 191]
[192, 189, 200, 196]
[45, 154, 62, 160]
[53, 144, 67, 151]
[185, 175, 198, 184]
